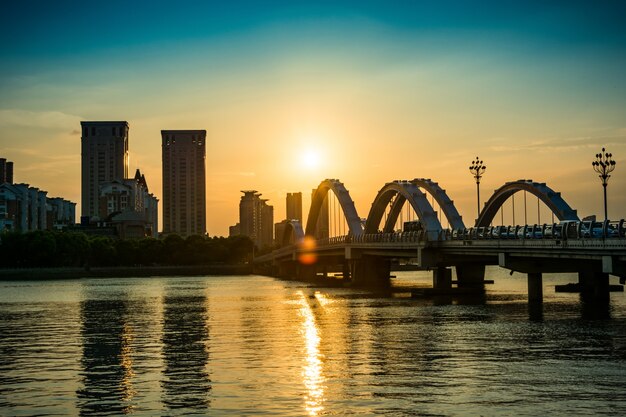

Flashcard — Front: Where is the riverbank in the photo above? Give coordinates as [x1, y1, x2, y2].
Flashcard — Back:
[0, 264, 253, 280]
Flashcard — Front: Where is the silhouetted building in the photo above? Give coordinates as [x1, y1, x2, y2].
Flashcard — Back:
[162, 130, 206, 237]
[311, 188, 329, 238]
[0, 158, 14, 184]
[98, 169, 159, 237]
[239, 191, 273, 248]
[81, 121, 129, 220]
[286, 192, 302, 221]
[274, 219, 288, 245]
[0, 182, 75, 232]
[229, 223, 241, 237]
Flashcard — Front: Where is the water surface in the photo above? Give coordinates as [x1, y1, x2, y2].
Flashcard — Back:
[1, 268, 625, 416]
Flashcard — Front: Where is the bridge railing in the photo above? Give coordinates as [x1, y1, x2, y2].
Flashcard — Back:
[448, 219, 625, 241]
[310, 219, 626, 247]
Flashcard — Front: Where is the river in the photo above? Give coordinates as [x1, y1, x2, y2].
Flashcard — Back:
[1, 268, 625, 416]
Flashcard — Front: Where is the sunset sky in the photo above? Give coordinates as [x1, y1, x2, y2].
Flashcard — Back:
[1, 1, 625, 235]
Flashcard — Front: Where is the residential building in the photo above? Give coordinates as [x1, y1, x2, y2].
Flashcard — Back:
[286, 192, 302, 221]
[0, 158, 14, 184]
[311, 188, 329, 239]
[162, 130, 206, 237]
[239, 190, 273, 248]
[81, 121, 129, 220]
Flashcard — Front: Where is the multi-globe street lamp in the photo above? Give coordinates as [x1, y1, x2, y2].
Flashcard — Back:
[469, 157, 486, 218]
[592, 148, 616, 221]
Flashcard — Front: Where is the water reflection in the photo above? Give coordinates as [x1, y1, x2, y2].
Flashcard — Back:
[298, 291, 326, 416]
[161, 293, 211, 410]
[76, 299, 135, 416]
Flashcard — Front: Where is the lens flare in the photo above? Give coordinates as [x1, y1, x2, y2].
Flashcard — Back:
[298, 236, 318, 265]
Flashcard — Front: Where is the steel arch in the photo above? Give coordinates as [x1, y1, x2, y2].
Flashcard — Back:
[364, 180, 442, 238]
[280, 220, 305, 247]
[305, 179, 363, 237]
[476, 179, 579, 227]
[382, 178, 466, 232]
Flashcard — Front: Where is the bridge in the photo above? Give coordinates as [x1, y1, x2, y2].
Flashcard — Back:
[254, 178, 626, 304]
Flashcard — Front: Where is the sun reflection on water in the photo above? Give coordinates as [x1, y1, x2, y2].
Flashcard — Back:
[298, 290, 326, 416]
[120, 322, 136, 412]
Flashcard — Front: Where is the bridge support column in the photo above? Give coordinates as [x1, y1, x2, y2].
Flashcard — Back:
[343, 261, 351, 281]
[455, 264, 485, 288]
[352, 257, 391, 288]
[277, 261, 298, 279]
[527, 272, 543, 303]
[297, 263, 317, 282]
[579, 271, 610, 303]
[433, 267, 452, 290]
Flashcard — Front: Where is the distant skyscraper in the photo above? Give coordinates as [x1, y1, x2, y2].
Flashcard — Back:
[0, 158, 14, 184]
[312, 188, 329, 239]
[162, 130, 206, 237]
[286, 192, 302, 221]
[81, 121, 129, 220]
[239, 191, 273, 247]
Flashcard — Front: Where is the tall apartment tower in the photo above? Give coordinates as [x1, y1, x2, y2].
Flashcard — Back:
[239, 190, 273, 248]
[81, 121, 129, 220]
[286, 192, 302, 221]
[162, 130, 206, 237]
[0, 158, 14, 184]
[311, 188, 329, 239]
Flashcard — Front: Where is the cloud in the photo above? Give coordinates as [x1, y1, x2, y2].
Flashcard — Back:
[0, 109, 82, 130]
[488, 133, 626, 153]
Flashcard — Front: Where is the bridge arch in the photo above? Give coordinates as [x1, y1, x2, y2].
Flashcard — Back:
[279, 220, 304, 247]
[476, 179, 579, 227]
[305, 179, 363, 237]
[382, 178, 465, 232]
[364, 180, 442, 237]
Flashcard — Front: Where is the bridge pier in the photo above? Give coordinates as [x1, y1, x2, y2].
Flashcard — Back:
[352, 256, 391, 288]
[433, 267, 452, 290]
[277, 260, 298, 279]
[527, 272, 543, 303]
[455, 264, 485, 288]
[578, 271, 610, 303]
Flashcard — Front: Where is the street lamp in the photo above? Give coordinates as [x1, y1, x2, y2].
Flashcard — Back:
[469, 157, 486, 218]
[592, 148, 616, 221]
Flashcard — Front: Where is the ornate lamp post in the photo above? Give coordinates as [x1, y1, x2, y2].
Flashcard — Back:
[592, 148, 616, 221]
[469, 157, 486, 218]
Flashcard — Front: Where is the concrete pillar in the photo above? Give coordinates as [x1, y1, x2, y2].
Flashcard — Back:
[342, 261, 351, 281]
[527, 272, 543, 303]
[352, 257, 391, 288]
[297, 263, 317, 282]
[456, 264, 485, 288]
[433, 267, 452, 290]
[579, 271, 610, 303]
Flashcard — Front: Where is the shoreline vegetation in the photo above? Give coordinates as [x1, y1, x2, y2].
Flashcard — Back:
[0, 264, 253, 280]
[0, 230, 255, 279]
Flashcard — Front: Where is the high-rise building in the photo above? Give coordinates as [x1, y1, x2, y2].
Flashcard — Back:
[81, 121, 129, 220]
[239, 190, 273, 248]
[286, 192, 302, 221]
[311, 188, 329, 239]
[162, 130, 206, 237]
[0, 158, 14, 184]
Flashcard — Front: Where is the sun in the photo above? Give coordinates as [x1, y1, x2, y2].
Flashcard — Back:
[301, 148, 320, 169]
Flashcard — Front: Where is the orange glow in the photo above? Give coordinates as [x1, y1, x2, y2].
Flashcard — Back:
[298, 236, 318, 265]
[297, 290, 325, 416]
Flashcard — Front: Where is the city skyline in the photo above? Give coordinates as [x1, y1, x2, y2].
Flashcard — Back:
[1, 1, 626, 235]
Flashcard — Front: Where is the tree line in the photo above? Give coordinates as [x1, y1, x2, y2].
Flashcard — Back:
[0, 231, 254, 268]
